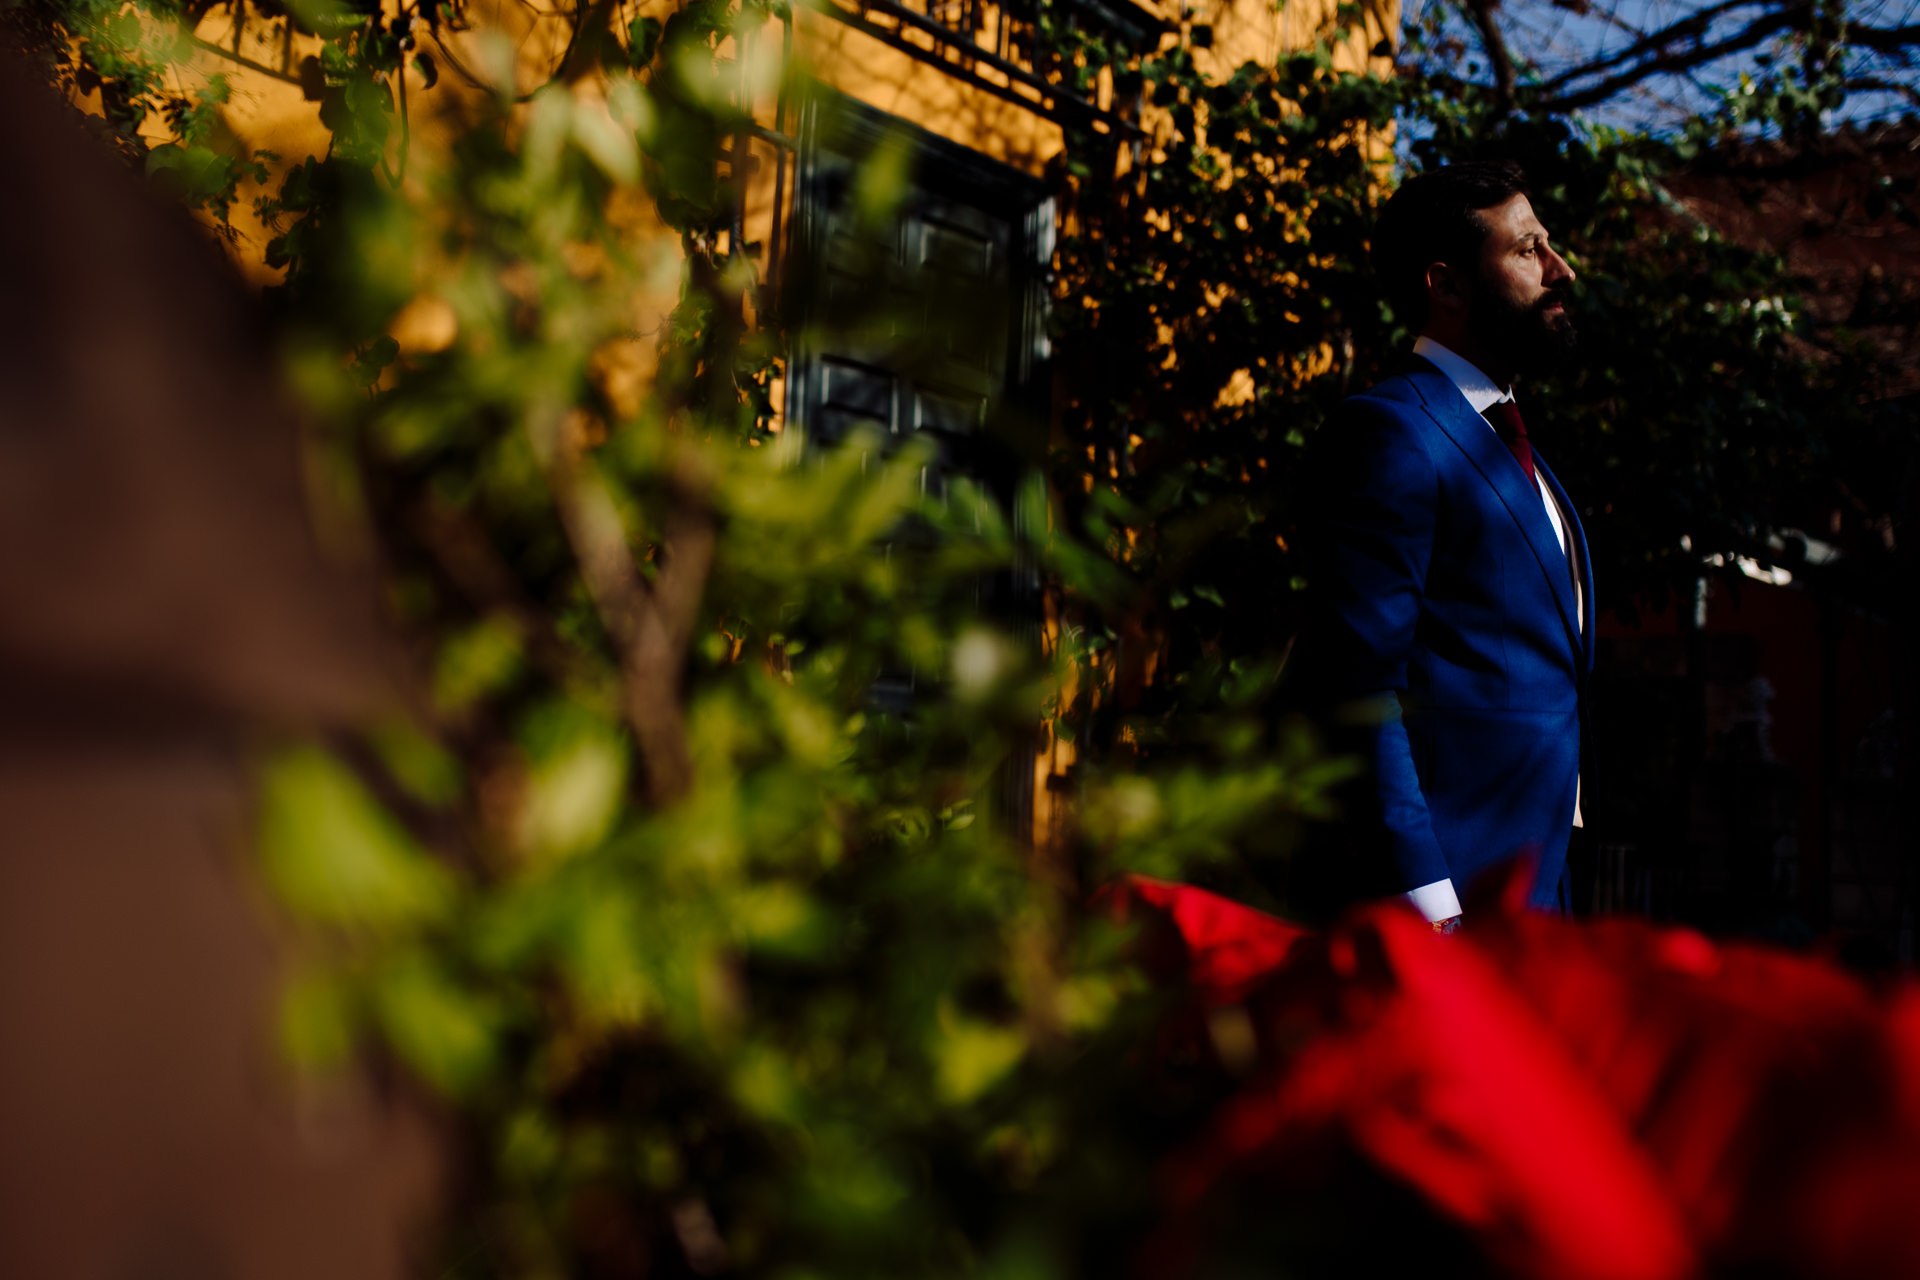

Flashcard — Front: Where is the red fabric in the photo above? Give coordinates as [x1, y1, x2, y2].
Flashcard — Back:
[1484, 400, 1536, 486]
[1103, 876, 1309, 1006]
[1115, 866, 1920, 1280]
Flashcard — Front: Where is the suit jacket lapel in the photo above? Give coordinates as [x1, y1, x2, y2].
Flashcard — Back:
[1402, 359, 1583, 661]
[1534, 454, 1595, 679]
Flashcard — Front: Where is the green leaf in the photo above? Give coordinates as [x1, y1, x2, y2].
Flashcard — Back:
[367, 719, 463, 807]
[278, 969, 358, 1070]
[627, 15, 663, 67]
[514, 701, 629, 862]
[257, 745, 456, 932]
[144, 143, 235, 205]
[932, 1000, 1026, 1104]
[432, 616, 525, 713]
[559, 883, 656, 1025]
[370, 951, 499, 1096]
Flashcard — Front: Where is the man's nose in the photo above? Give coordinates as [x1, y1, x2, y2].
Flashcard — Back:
[1544, 246, 1575, 287]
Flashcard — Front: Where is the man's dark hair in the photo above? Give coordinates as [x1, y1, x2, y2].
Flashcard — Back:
[1371, 161, 1530, 332]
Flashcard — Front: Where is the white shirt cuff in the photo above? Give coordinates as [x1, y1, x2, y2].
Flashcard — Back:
[1405, 878, 1463, 923]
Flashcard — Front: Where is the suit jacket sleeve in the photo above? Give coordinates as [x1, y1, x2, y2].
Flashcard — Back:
[1304, 396, 1451, 893]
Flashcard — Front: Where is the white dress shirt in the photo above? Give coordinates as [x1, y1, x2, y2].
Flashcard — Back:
[1403, 338, 1585, 923]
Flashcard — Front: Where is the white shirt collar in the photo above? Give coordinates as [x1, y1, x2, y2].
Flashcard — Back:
[1412, 336, 1513, 415]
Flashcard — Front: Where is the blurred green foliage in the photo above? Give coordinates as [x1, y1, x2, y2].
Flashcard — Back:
[8, 0, 1913, 1272]
[7, 0, 1324, 1272]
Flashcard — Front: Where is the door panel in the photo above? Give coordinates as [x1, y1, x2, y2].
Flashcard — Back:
[786, 90, 1050, 505]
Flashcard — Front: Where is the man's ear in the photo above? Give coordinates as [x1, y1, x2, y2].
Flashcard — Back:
[1425, 261, 1468, 318]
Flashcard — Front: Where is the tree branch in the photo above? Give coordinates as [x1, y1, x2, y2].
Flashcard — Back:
[1509, 5, 1920, 120]
[1534, 8, 1800, 114]
[1458, 0, 1517, 111]
[527, 408, 712, 807]
[1848, 22, 1920, 52]
[1846, 74, 1920, 107]
[1534, 0, 1766, 92]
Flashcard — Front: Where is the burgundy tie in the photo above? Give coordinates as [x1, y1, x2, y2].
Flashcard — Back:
[1483, 400, 1535, 487]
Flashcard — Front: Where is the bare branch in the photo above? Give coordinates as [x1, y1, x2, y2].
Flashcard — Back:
[1444, 0, 1920, 121]
[655, 470, 718, 663]
[1845, 73, 1920, 106]
[526, 407, 712, 807]
[1458, 0, 1518, 110]
[1849, 22, 1920, 52]
[617, 479, 715, 805]
[1534, 0, 1768, 92]
[1533, 8, 1800, 114]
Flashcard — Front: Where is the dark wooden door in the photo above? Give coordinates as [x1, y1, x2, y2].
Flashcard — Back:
[785, 91, 1053, 508]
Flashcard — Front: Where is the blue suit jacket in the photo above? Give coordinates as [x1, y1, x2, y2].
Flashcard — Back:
[1303, 356, 1594, 910]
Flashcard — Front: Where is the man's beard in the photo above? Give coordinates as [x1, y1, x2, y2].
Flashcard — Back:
[1473, 283, 1578, 378]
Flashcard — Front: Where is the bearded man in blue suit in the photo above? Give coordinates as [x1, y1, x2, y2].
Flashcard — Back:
[1297, 162, 1591, 931]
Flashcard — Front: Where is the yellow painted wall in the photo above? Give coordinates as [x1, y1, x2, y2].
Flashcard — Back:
[791, 6, 1064, 176]
[1192, 0, 1397, 79]
[155, 0, 1394, 388]
[186, 0, 585, 285]
[789, 0, 1397, 183]
[183, 0, 1396, 267]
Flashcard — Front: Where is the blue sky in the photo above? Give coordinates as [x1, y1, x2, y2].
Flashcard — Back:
[1402, 0, 1920, 135]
